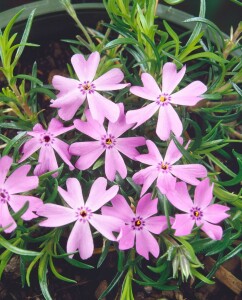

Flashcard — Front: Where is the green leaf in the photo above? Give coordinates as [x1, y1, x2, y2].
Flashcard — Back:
[49, 256, 76, 283]
[191, 268, 215, 284]
[29, 87, 56, 99]
[120, 268, 134, 300]
[2, 131, 26, 155]
[218, 243, 242, 265]
[163, 21, 180, 56]
[206, 153, 236, 177]
[11, 74, 43, 86]
[98, 271, 124, 300]
[103, 38, 139, 50]
[182, 52, 226, 64]
[97, 240, 111, 268]
[219, 155, 242, 187]
[38, 254, 52, 300]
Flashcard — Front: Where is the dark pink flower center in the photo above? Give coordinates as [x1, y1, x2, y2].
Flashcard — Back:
[156, 93, 171, 106]
[40, 132, 54, 146]
[78, 81, 95, 95]
[76, 206, 92, 223]
[157, 162, 171, 172]
[131, 216, 145, 231]
[0, 189, 10, 203]
[190, 207, 203, 221]
[101, 134, 116, 149]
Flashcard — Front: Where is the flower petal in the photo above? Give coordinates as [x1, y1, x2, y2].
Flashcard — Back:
[172, 213, 195, 236]
[118, 226, 135, 250]
[67, 220, 94, 260]
[203, 204, 229, 224]
[93, 68, 129, 91]
[171, 81, 207, 106]
[126, 102, 158, 128]
[145, 216, 168, 234]
[89, 213, 123, 240]
[37, 204, 76, 227]
[166, 181, 193, 212]
[5, 165, 38, 194]
[58, 178, 84, 209]
[86, 51, 100, 82]
[130, 73, 161, 100]
[105, 148, 127, 181]
[136, 193, 158, 219]
[48, 118, 74, 137]
[87, 91, 120, 123]
[136, 228, 160, 259]
[132, 166, 158, 196]
[162, 63, 186, 94]
[156, 104, 183, 141]
[157, 171, 176, 195]
[34, 147, 58, 177]
[135, 140, 162, 166]
[171, 164, 207, 186]
[9, 195, 43, 220]
[115, 137, 145, 160]
[0, 156, 12, 186]
[194, 178, 213, 209]
[201, 221, 223, 240]
[101, 194, 134, 223]
[52, 75, 79, 95]
[71, 53, 87, 82]
[18, 138, 41, 163]
[86, 177, 119, 212]
[163, 137, 183, 165]
[52, 138, 74, 170]
[0, 203, 17, 233]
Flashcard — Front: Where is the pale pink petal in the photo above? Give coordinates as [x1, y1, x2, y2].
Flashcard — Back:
[0, 203, 17, 233]
[86, 51, 100, 82]
[107, 103, 133, 138]
[156, 104, 183, 141]
[67, 220, 94, 260]
[0, 156, 12, 186]
[115, 137, 146, 159]
[201, 221, 223, 240]
[9, 195, 43, 220]
[52, 139, 74, 170]
[166, 181, 193, 212]
[203, 204, 229, 224]
[145, 216, 168, 234]
[105, 148, 127, 181]
[194, 178, 213, 209]
[171, 164, 207, 185]
[87, 91, 119, 123]
[37, 204, 76, 227]
[135, 140, 162, 166]
[136, 228, 160, 259]
[136, 194, 158, 219]
[5, 165, 38, 194]
[48, 118, 74, 137]
[133, 166, 158, 196]
[52, 75, 79, 95]
[89, 213, 123, 240]
[66, 178, 84, 208]
[18, 138, 41, 163]
[50, 91, 86, 121]
[162, 63, 186, 94]
[171, 81, 207, 106]
[157, 171, 176, 195]
[93, 68, 129, 91]
[163, 137, 183, 165]
[118, 226, 135, 250]
[126, 102, 158, 128]
[71, 142, 104, 170]
[33, 147, 58, 177]
[130, 73, 161, 100]
[101, 194, 134, 222]
[86, 177, 119, 211]
[71, 53, 87, 82]
[172, 214, 195, 236]
[31, 123, 45, 134]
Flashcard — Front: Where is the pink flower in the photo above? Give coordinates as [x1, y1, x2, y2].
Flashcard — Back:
[69, 104, 146, 181]
[166, 179, 230, 240]
[37, 177, 122, 260]
[133, 139, 207, 196]
[50, 52, 129, 122]
[19, 118, 74, 177]
[127, 63, 207, 140]
[102, 193, 168, 259]
[0, 156, 42, 233]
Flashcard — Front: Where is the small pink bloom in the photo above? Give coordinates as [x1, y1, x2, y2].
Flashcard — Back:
[37, 177, 122, 260]
[102, 193, 168, 259]
[0, 156, 42, 233]
[19, 118, 74, 177]
[50, 52, 129, 122]
[166, 179, 230, 240]
[133, 138, 207, 196]
[70, 104, 146, 181]
[127, 63, 207, 140]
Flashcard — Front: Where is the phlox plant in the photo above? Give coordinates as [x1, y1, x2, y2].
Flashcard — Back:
[0, 0, 241, 299]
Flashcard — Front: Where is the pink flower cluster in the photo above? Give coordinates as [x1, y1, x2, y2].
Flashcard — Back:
[1, 51, 229, 261]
